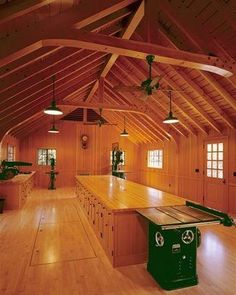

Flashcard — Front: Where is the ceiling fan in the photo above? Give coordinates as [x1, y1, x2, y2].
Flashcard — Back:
[113, 55, 184, 101]
[84, 108, 117, 127]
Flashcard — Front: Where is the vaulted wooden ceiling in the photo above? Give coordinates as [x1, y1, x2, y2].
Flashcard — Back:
[1, 0, 236, 144]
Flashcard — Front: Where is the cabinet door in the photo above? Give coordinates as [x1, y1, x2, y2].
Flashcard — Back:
[103, 209, 114, 257]
[94, 201, 100, 231]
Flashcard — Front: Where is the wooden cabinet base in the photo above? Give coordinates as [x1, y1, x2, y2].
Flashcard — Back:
[75, 175, 185, 267]
[0, 172, 35, 210]
[76, 178, 148, 267]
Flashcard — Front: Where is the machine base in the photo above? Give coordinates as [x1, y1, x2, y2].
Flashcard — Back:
[147, 263, 198, 290]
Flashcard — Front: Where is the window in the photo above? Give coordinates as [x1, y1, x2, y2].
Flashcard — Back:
[7, 144, 15, 161]
[147, 150, 163, 168]
[206, 142, 223, 179]
[38, 148, 56, 165]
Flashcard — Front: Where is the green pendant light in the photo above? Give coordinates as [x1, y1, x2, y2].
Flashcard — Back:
[120, 116, 129, 136]
[48, 116, 59, 133]
[44, 76, 63, 115]
[163, 91, 179, 124]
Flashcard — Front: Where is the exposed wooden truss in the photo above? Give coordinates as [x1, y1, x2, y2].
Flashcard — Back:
[0, 0, 236, 144]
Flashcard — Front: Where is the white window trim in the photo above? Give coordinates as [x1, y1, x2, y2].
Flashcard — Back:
[147, 149, 163, 169]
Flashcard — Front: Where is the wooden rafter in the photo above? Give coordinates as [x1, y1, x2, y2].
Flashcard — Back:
[0, 0, 137, 66]
[152, 28, 235, 131]
[115, 57, 198, 136]
[157, 1, 236, 109]
[200, 72, 236, 112]
[73, 0, 138, 29]
[104, 91, 165, 142]
[59, 100, 180, 142]
[106, 75, 173, 141]
[157, 68, 222, 134]
[105, 86, 168, 142]
[178, 69, 236, 129]
[1, 29, 234, 78]
[85, 0, 144, 102]
[42, 29, 234, 77]
[0, 0, 56, 25]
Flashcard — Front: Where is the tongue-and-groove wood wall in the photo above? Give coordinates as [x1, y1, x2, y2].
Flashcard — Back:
[2, 123, 236, 213]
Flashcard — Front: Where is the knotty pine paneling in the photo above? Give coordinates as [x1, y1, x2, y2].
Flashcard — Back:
[138, 129, 236, 213]
[19, 121, 138, 188]
[1, 134, 19, 161]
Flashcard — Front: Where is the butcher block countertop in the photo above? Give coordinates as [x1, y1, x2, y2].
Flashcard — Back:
[0, 171, 35, 184]
[76, 175, 185, 211]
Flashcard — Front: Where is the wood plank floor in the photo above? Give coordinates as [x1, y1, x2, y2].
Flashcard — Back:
[0, 187, 235, 295]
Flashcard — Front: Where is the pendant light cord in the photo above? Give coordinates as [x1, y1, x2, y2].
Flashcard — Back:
[169, 90, 172, 112]
[52, 75, 56, 103]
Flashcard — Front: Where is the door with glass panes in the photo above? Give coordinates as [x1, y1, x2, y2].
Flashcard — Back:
[204, 139, 228, 212]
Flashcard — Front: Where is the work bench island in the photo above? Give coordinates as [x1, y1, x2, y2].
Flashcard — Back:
[75, 175, 185, 267]
[0, 172, 35, 210]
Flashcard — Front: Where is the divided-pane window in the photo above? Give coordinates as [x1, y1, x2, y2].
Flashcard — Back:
[7, 145, 15, 161]
[147, 150, 163, 169]
[206, 143, 223, 179]
[38, 148, 56, 165]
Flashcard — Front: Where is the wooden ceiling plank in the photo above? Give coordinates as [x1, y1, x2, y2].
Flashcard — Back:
[152, 29, 230, 135]
[157, 67, 223, 134]
[149, 97, 191, 137]
[178, 69, 236, 129]
[199, 71, 236, 112]
[127, 113, 165, 142]
[107, 73, 173, 141]
[1, 14, 120, 92]
[107, 111, 149, 143]
[0, 48, 83, 92]
[65, 80, 97, 102]
[73, 0, 139, 29]
[0, 69, 101, 124]
[0, 0, 134, 66]
[103, 90, 151, 142]
[0, 46, 61, 80]
[0, 0, 56, 26]
[158, 1, 236, 69]
[82, 7, 132, 33]
[0, 58, 105, 112]
[105, 93, 164, 142]
[1, 51, 106, 105]
[85, 0, 144, 102]
[115, 57, 196, 136]
[157, 2, 236, 104]
[114, 58, 195, 136]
